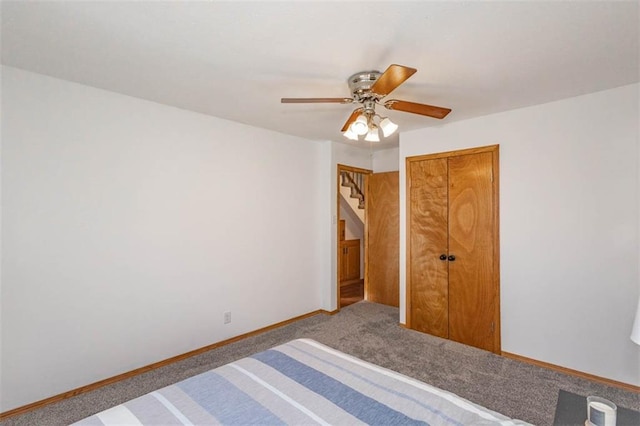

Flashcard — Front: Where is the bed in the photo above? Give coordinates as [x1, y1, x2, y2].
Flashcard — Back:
[73, 338, 531, 425]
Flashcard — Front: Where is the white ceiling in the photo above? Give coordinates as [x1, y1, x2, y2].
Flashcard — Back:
[2, 1, 638, 150]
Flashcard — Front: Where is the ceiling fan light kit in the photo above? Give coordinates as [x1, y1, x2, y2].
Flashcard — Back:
[364, 126, 381, 142]
[281, 64, 452, 142]
[342, 128, 359, 141]
[344, 114, 393, 142]
[351, 115, 369, 136]
[379, 117, 399, 137]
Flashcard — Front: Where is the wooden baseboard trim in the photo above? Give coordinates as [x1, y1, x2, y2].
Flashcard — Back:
[0, 309, 330, 421]
[502, 351, 640, 393]
[394, 326, 637, 392]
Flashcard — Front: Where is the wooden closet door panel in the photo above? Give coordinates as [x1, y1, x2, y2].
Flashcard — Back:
[345, 241, 360, 281]
[340, 240, 360, 282]
[447, 152, 496, 352]
[367, 172, 399, 307]
[409, 159, 449, 337]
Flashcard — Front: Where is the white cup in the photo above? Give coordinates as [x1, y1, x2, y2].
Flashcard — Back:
[587, 396, 617, 426]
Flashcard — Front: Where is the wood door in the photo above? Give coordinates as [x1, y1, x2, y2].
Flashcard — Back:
[408, 159, 449, 337]
[448, 152, 498, 352]
[339, 241, 346, 282]
[341, 239, 360, 282]
[407, 145, 500, 354]
[366, 171, 399, 307]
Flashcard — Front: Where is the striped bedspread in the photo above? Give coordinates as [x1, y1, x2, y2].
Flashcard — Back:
[74, 338, 531, 425]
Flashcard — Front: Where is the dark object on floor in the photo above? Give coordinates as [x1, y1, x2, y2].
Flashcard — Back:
[553, 389, 640, 426]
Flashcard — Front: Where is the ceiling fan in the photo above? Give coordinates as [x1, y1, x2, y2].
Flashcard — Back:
[281, 64, 451, 142]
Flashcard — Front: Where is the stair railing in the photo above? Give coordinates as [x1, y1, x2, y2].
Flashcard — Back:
[341, 171, 365, 209]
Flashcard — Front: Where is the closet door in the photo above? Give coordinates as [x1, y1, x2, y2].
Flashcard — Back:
[448, 152, 497, 352]
[407, 145, 500, 354]
[409, 159, 449, 337]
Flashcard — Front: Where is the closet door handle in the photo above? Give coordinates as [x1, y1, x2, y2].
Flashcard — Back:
[448, 255, 456, 261]
[439, 254, 447, 261]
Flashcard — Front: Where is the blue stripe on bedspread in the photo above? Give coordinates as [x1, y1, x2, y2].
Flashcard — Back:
[252, 349, 428, 426]
[286, 343, 463, 426]
[177, 370, 285, 425]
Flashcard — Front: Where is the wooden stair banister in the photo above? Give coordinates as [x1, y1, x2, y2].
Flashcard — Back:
[340, 171, 365, 209]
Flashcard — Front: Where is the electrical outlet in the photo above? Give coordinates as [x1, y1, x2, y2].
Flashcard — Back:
[224, 311, 231, 324]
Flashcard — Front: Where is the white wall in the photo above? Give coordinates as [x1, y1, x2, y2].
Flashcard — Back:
[339, 184, 366, 225]
[332, 142, 373, 172]
[339, 202, 364, 241]
[1, 67, 329, 411]
[372, 147, 399, 172]
[399, 84, 640, 386]
[0, 65, 4, 413]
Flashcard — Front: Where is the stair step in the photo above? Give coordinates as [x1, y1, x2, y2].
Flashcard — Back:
[341, 171, 365, 211]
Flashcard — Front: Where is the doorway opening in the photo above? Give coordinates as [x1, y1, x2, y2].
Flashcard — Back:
[337, 164, 371, 309]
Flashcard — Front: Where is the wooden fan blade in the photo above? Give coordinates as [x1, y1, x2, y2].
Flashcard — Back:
[384, 100, 451, 119]
[370, 64, 417, 97]
[341, 108, 364, 132]
[281, 97, 353, 104]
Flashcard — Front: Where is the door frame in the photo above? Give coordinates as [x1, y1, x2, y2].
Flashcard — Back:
[337, 164, 372, 310]
[405, 144, 500, 352]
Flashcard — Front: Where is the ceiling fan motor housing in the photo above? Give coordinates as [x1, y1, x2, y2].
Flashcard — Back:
[348, 71, 382, 102]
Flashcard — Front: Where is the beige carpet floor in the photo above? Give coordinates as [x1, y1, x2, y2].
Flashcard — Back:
[3, 302, 639, 426]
